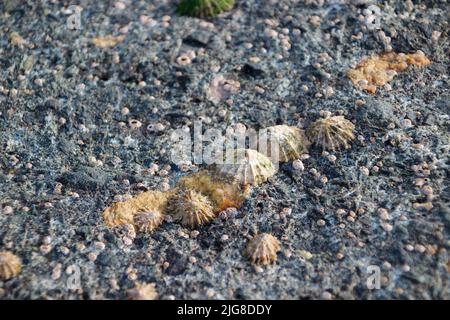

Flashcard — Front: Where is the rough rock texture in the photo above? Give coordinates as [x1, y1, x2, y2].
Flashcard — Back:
[0, 0, 449, 299]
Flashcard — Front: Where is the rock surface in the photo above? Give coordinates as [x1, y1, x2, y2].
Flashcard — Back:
[0, 1, 448, 299]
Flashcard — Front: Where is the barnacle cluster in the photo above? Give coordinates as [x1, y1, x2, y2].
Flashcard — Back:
[307, 115, 355, 151]
[245, 233, 281, 265]
[347, 51, 431, 93]
[103, 190, 171, 227]
[177, 0, 235, 18]
[0, 251, 22, 280]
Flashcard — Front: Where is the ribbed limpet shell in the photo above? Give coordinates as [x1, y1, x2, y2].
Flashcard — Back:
[259, 125, 310, 162]
[168, 189, 216, 228]
[215, 149, 277, 186]
[245, 233, 281, 265]
[307, 116, 355, 151]
[0, 251, 22, 280]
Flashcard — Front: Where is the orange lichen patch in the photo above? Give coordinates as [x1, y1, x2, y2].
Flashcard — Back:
[92, 35, 126, 48]
[177, 170, 251, 213]
[103, 190, 172, 227]
[347, 51, 431, 93]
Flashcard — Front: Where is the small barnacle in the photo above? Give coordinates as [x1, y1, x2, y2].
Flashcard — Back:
[168, 189, 216, 228]
[347, 51, 431, 93]
[133, 210, 164, 233]
[0, 251, 22, 280]
[126, 283, 158, 300]
[245, 233, 281, 266]
[259, 125, 310, 162]
[176, 54, 192, 66]
[307, 116, 355, 151]
[206, 75, 240, 104]
[216, 149, 277, 186]
[177, 0, 235, 18]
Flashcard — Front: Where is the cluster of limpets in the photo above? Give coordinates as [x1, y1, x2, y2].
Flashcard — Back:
[177, 0, 235, 17]
[104, 120, 356, 265]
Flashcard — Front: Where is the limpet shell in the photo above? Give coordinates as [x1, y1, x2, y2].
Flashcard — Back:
[307, 116, 355, 151]
[215, 149, 277, 186]
[0, 251, 22, 280]
[259, 125, 310, 162]
[168, 189, 216, 228]
[245, 233, 281, 265]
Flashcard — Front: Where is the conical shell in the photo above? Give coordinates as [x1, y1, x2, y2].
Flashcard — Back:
[168, 189, 216, 228]
[215, 149, 276, 186]
[307, 116, 355, 151]
[0, 251, 22, 280]
[259, 125, 310, 162]
[245, 233, 281, 265]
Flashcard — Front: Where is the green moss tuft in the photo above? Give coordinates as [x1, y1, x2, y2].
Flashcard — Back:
[177, 0, 235, 18]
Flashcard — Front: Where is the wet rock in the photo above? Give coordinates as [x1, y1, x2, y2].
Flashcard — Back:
[97, 251, 119, 267]
[58, 166, 111, 191]
[164, 249, 188, 276]
[356, 98, 397, 128]
[183, 31, 212, 47]
[240, 63, 266, 79]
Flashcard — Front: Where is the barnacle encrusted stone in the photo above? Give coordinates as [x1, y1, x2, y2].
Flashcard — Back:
[103, 190, 172, 227]
[177, 0, 235, 18]
[133, 210, 164, 233]
[347, 51, 431, 93]
[215, 149, 277, 186]
[245, 233, 281, 265]
[126, 283, 158, 300]
[259, 125, 310, 162]
[307, 116, 355, 151]
[177, 170, 250, 213]
[168, 189, 216, 228]
[0, 251, 22, 280]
